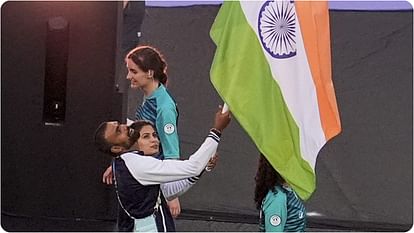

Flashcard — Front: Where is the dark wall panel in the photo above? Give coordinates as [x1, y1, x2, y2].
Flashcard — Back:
[1, 1, 122, 222]
[308, 10, 413, 226]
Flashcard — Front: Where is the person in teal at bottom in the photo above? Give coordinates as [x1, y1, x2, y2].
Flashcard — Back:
[254, 153, 307, 232]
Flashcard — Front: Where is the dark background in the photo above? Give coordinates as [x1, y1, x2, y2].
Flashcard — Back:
[1, 2, 123, 229]
[2, 2, 412, 232]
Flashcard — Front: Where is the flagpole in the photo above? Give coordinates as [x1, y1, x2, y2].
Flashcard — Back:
[222, 103, 229, 113]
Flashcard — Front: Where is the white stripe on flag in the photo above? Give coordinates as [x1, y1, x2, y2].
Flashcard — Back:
[240, 1, 326, 168]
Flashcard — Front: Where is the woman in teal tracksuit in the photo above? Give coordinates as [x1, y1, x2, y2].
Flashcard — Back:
[125, 45, 181, 231]
[254, 153, 307, 232]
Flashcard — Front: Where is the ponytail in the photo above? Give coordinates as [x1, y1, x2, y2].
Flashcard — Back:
[126, 45, 169, 86]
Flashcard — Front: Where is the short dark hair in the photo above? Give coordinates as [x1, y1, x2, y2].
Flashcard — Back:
[94, 122, 113, 155]
[93, 120, 157, 157]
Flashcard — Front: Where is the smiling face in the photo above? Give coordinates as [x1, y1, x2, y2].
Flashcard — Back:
[126, 58, 151, 89]
[103, 121, 139, 154]
[135, 125, 160, 156]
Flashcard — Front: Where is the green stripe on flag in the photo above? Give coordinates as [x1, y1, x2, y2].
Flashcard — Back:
[210, 1, 315, 200]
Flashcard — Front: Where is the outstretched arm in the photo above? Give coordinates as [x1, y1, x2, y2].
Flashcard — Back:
[122, 108, 231, 185]
[160, 153, 219, 200]
[160, 176, 200, 201]
[122, 129, 220, 185]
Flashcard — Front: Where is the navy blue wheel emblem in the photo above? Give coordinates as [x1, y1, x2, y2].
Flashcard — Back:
[258, 0, 297, 59]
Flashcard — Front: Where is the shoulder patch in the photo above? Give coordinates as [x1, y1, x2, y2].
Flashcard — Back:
[164, 123, 175, 135]
[269, 215, 281, 226]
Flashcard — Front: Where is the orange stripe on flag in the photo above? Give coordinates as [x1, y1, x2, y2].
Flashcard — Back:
[295, 1, 341, 140]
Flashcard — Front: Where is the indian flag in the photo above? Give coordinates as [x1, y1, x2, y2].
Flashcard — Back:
[210, 0, 341, 200]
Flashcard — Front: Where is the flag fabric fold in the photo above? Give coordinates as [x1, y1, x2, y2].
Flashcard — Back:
[210, 0, 341, 200]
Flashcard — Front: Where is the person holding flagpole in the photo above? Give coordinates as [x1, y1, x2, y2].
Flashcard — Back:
[102, 45, 183, 231]
[94, 108, 231, 232]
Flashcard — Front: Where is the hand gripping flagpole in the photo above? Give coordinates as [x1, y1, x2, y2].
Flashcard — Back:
[206, 103, 229, 172]
[221, 103, 229, 113]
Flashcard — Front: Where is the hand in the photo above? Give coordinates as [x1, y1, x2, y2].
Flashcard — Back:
[213, 106, 231, 132]
[102, 165, 113, 185]
[205, 153, 219, 171]
[167, 197, 181, 218]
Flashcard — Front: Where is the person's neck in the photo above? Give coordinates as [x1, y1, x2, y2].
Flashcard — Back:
[142, 81, 160, 97]
[131, 148, 160, 157]
[128, 144, 159, 157]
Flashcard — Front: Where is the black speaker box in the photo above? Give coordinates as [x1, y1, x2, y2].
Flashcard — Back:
[2, 1, 123, 221]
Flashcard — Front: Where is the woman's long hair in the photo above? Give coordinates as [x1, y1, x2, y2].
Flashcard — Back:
[254, 153, 286, 209]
